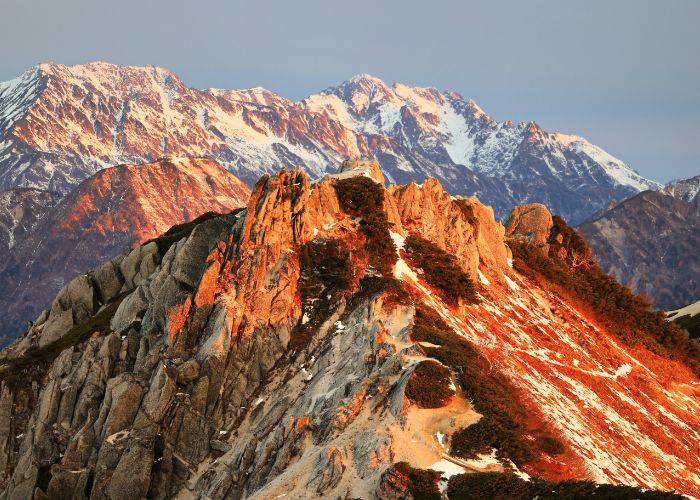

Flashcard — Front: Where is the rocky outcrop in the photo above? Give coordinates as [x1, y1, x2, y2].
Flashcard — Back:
[389, 179, 510, 281]
[335, 158, 386, 185]
[504, 203, 553, 251]
[0, 163, 508, 498]
[578, 190, 700, 309]
[0, 157, 250, 346]
[1, 240, 157, 359]
[0, 161, 697, 499]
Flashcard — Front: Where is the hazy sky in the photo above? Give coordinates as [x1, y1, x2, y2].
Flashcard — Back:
[1, 0, 698, 182]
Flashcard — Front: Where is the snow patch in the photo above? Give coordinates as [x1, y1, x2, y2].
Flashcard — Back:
[428, 459, 466, 479]
[440, 101, 476, 166]
[390, 231, 405, 250]
[394, 258, 419, 283]
[504, 274, 519, 291]
[478, 269, 490, 286]
[458, 449, 502, 470]
[300, 367, 313, 381]
[568, 139, 659, 191]
[667, 300, 700, 320]
[507, 460, 531, 481]
[436, 431, 446, 448]
[613, 364, 632, 378]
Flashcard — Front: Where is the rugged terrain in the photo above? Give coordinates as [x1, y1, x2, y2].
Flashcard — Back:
[0, 160, 696, 499]
[578, 188, 700, 309]
[0, 62, 658, 223]
[0, 156, 249, 346]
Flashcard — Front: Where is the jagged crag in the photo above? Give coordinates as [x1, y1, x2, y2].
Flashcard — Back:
[0, 161, 697, 499]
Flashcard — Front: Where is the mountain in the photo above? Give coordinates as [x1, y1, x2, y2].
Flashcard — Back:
[0, 160, 696, 498]
[0, 62, 659, 223]
[578, 187, 699, 309]
[0, 156, 249, 346]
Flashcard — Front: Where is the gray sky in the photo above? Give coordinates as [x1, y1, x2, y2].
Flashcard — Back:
[1, 0, 698, 182]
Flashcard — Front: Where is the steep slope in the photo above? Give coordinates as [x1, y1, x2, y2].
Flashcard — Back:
[578, 190, 699, 309]
[0, 62, 658, 223]
[0, 156, 249, 346]
[0, 160, 696, 499]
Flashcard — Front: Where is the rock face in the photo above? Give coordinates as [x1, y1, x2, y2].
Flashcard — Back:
[0, 62, 659, 223]
[504, 203, 553, 250]
[0, 161, 697, 499]
[578, 189, 700, 309]
[0, 157, 250, 346]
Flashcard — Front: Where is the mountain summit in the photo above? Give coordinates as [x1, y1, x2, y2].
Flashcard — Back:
[0, 62, 658, 223]
[0, 160, 696, 498]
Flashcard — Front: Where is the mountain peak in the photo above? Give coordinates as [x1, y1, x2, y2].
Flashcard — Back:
[332, 73, 392, 95]
[38, 60, 175, 76]
[346, 72, 385, 85]
[35, 61, 186, 93]
[578, 186, 699, 309]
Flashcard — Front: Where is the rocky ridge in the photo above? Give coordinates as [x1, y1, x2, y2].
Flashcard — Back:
[0, 62, 659, 223]
[0, 156, 250, 346]
[0, 160, 696, 499]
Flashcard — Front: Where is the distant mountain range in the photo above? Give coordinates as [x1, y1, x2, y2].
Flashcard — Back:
[0, 62, 659, 224]
[579, 175, 699, 309]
